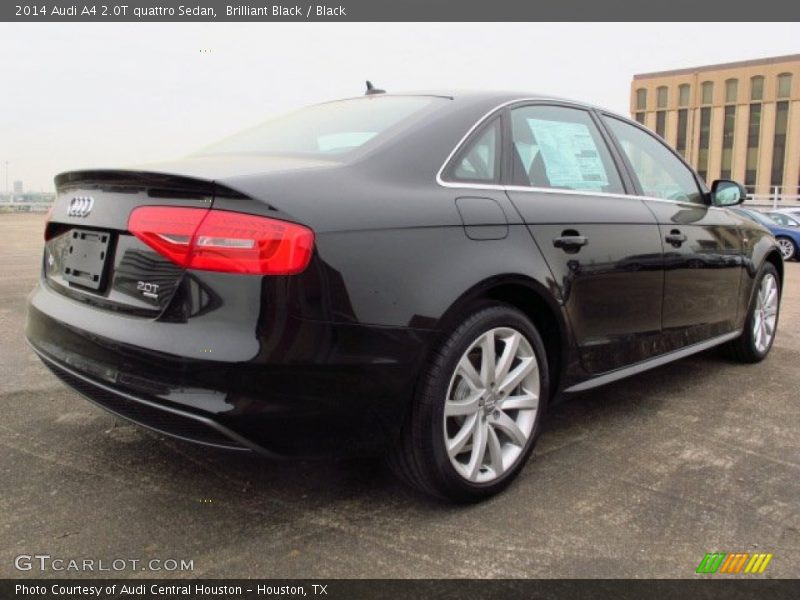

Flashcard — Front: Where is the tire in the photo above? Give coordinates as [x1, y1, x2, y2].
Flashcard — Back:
[776, 236, 795, 261]
[389, 304, 550, 502]
[722, 262, 780, 363]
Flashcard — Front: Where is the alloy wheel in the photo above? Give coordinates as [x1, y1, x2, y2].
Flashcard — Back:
[777, 238, 794, 260]
[443, 327, 540, 483]
[753, 273, 779, 353]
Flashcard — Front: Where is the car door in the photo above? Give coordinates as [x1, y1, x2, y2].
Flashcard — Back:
[600, 115, 744, 349]
[503, 103, 665, 375]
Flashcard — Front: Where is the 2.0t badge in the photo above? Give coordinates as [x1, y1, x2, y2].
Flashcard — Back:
[136, 281, 160, 300]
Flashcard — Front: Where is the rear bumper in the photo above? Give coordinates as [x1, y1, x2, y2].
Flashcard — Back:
[26, 281, 434, 458]
[32, 347, 255, 453]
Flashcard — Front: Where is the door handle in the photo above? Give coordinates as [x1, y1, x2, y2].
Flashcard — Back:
[553, 233, 589, 251]
[665, 230, 687, 247]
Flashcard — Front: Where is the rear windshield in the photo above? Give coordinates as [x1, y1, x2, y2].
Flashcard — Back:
[198, 96, 441, 158]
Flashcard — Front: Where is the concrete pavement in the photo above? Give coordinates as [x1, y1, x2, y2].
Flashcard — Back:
[1, 213, 798, 578]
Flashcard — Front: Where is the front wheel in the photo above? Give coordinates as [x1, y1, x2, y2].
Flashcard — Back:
[776, 236, 796, 261]
[722, 263, 780, 363]
[389, 305, 549, 502]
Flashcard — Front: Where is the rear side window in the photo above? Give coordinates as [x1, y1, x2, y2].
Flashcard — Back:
[446, 119, 501, 183]
[509, 105, 624, 194]
[603, 116, 704, 204]
[199, 96, 441, 157]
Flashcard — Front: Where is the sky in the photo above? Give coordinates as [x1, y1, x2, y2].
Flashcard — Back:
[1, 22, 798, 192]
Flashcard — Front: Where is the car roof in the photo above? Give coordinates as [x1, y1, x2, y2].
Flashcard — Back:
[332, 90, 615, 115]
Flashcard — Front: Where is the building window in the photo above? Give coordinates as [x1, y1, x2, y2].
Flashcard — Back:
[635, 112, 645, 125]
[656, 86, 668, 109]
[720, 79, 738, 181]
[777, 73, 792, 99]
[697, 107, 712, 181]
[725, 79, 738, 103]
[655, 110, 667, 138]
[701, 81, 714, 104]
[745, 103, 762, 188]
[636, 88, 647, 111]
[750, 76, 764, 101]
[721, 105, 736, 179]
[676, 109, 689, 158]
[678, 84, 690, 107]
[771, 101, 789, 188]
[655, 86, 667, 139]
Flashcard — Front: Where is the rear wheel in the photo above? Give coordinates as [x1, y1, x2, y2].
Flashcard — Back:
[776, 236, 795, 260]
[722, 263, 780, 363]
[389, 305, 549, 502]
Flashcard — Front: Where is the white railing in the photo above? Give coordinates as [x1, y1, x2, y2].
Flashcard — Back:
[744, 185, 800, 209]
[0, 201, 51, 213]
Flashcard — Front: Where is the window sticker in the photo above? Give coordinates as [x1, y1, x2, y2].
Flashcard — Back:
[527, 119, 609, 190]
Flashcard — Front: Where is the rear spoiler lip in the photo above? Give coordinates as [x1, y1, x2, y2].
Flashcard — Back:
[53, 169, 248, 199]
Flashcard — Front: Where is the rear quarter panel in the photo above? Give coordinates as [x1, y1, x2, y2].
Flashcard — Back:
[215, 171, 561, 331]
[733, 212, 783, 327]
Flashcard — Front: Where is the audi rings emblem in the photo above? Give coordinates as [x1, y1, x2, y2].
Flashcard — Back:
[68, 196, 94, 218]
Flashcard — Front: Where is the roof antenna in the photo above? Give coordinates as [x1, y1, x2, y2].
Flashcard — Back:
[365, 80, 385, 96]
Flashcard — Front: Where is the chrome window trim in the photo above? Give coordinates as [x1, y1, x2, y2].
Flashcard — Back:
[436, 97, 532, 189]
[441, 180, 710, 209]
[435, 99, 711, 210]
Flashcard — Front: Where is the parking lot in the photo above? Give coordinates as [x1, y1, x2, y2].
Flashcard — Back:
[1, 212, 798, 578]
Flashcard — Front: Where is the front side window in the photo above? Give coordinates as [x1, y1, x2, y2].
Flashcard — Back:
[509, 105, 623, 194]
[199, 96, 442, 157]
[447, 119, 500, 183]
[604, 116, 703, 204]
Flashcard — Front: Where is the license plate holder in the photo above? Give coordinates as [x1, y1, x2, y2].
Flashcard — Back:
[63, 229, 111, 291]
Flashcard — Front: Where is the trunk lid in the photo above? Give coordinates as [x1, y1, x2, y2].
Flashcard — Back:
[46, 170, 226, 317]
[45, 157, 337, 317]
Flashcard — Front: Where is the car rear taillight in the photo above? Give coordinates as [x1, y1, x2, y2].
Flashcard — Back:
[128, 206, 314, 275]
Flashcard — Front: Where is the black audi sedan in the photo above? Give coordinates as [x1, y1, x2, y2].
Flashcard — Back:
[26, 90, 782, 501]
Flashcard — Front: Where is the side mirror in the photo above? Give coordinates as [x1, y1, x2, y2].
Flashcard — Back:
[710, 179, 746, 207]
